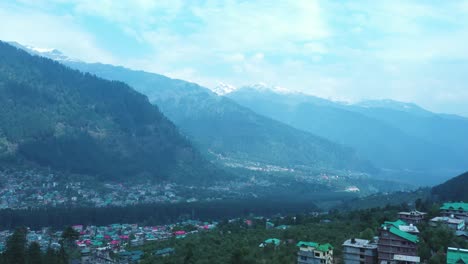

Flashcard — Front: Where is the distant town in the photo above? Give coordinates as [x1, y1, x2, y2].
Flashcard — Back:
[0, 168, 382, 210]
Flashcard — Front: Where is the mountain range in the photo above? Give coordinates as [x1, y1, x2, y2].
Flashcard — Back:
[7, 41, 468, 186]
[61, 61, 372, 173]
[226, 87, 468, 184]
[0, 41, 223, 184]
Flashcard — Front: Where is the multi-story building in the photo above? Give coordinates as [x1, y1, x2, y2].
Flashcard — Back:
[430, 216, 465, 231]
[440, 202, 468, 222]
[342, 238, 378, 264]
[377, 220, 420, 264]
[397, 211, 427, 225]
[297, 241, 333, 264]
[446, 247, 468, 264]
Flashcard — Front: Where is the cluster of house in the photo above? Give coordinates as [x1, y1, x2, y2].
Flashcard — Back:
[339, 202, 468, 264]
[0, 168, 255, 209]
[0, 220, 216, 264]
[0, 227, 62, 254]
[73, 220, 216, 263]
[274, 202, 468, 264]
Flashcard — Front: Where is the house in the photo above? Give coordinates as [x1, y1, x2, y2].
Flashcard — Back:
[440, 202, 468, 222]
[297, 241, 333, 264]
[446, 247, 468, 264]
[397, 211, 427, 225]
[342, 238, 378, 264]
[430, 216, 465, 231]
[378, 220, 420, 264]
[259, 238, 281, 248]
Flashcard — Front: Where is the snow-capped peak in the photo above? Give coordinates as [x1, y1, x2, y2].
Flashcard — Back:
[211, 82, 238, 95]
[9, 42, 79, 62]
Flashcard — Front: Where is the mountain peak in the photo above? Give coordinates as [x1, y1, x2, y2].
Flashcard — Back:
[8, 41, 79, 62]
[211, 82, 237, 95]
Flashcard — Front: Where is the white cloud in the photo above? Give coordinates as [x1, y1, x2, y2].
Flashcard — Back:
[1, 0, 468, 116]
[0, 2, 115, 64]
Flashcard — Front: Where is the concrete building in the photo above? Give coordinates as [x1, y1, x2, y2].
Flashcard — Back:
[397, 211, 427, 225]
[446, 247, 468, 264]
[377, 220, 420, 264]
[430, 216, 465, 231]
[297, 241, 333, 264]
[440, 202, 468, 222]
[342, 238, 378, 264]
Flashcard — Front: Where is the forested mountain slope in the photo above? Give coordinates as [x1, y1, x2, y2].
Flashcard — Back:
[0, 41, 222, 184]
[63, 61, 374, 172]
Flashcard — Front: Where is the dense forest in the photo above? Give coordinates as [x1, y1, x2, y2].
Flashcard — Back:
[132, 204, 466, 264]
[0, 41, 223, 184]
[0, 199, 319, 230]
[0, 227, 79, 264]
[64, 60, 375, 173]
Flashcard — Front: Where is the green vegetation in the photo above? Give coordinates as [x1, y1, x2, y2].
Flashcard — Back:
[227, 87, 468, 184]
[130, 205, 467, 264]
[432, 171, 468, 201]
[0, 41, 222, 184]
[65, 61, 374, 172]
[0, 227, 79, 264]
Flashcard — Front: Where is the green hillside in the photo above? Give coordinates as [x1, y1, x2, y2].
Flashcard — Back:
[63, 62, 374, 173]
[431, 171, 468, 201]
[0, 41, 222, 184]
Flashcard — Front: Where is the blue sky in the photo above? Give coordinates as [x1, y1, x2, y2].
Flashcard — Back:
[1, 0, 468, 116]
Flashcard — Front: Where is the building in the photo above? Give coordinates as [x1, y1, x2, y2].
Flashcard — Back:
[297, 241, 333, 264]
[397, 211, 427, 225]
[430, 216, 465, 231]
[377, 220, 420, 264]
[342, 238, 378, 264]
[440, 202, 468, 222]
[446, 247, 468, 264]
[259, 238, 281, 248]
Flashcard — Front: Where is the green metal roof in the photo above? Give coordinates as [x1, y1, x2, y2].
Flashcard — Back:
[297, 241, 318, 248]
[441, 202, 468, 211]
[296, 241, 333, 252]
[389, 226, 419, 243]
[264, 238, 281, 245]
[317, 243, 334, 252]
[383, 219, 408, 228]
[447, 248, 468, 264]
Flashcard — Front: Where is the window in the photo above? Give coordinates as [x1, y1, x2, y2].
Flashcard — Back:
[315, 252, 320, 257]
[300, 256, 307, 261]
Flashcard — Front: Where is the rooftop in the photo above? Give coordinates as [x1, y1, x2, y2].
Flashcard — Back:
[382, 219, 408, 229]
[441, 202, 468, 211]
[398, 210, 427, 216]
[398, 225, 420, 233]
[297, 241, 333, 253]
[388, 226, 419, 243]
[447, 247, 468, 264]
[431, 217, 465, 224]
[342, 238, 377, 249]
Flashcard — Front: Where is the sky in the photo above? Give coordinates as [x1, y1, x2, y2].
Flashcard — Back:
[1, 0, 468, 116]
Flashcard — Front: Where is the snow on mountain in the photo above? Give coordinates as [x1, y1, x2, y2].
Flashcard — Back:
[211, 82, 237, 95]
[8, 42, 79, 62]
[242, 83, 293, 94]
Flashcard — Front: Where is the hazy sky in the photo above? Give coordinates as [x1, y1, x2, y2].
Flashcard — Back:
[1, 0, 468, 116]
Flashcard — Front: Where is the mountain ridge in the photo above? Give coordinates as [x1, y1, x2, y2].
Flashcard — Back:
[0, 41, 224, 184]
[55, 60, 374, 173]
